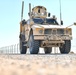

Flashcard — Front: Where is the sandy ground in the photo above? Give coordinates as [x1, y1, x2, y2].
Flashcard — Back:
[0, 54, 76, 75]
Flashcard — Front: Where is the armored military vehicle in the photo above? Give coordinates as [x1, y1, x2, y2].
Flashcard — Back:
[19, 1, 72, 54]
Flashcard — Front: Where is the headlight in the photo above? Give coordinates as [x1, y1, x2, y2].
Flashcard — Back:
[39, 29, 43, 34]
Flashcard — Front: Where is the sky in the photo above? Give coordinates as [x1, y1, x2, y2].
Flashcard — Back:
[0, 0, 76, 51]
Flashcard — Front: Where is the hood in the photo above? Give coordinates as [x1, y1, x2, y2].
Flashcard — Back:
[32, 24, 66, 29]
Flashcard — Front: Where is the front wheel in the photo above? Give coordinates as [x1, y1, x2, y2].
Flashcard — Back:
[29, 34, 39, 54]
[20, 41, 27, 54]
[59, 40, 71, 54]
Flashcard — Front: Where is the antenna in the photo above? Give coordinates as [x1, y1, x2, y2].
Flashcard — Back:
[59, 0, 62, 25]
[21, 1, 24, 21]
[29, 3, 31, 19]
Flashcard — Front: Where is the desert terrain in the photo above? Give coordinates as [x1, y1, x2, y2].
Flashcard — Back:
[0, 54, 76, 75]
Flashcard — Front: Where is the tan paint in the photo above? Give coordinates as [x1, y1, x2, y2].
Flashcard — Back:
[19, 5, 72, 48]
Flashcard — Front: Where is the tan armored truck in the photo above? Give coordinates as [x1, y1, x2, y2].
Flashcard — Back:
[19, 2, 72, 54]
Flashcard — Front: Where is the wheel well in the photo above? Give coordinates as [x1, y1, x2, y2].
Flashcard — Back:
[28, 29, 33, 41]
[30, 29, 33, 35]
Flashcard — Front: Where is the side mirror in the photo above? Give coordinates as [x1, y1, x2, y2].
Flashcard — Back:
[61, 20, 63, 25]
[74, 22, 76, 25]
[22, 19, 27, 25]
[48, 13, 51, 17]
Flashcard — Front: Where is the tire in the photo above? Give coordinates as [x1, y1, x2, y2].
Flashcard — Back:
[59, 40, 71, 54]
[20, 40, 27, 54]
[29, 34, 39, 54]
[44, 47, 52, 54]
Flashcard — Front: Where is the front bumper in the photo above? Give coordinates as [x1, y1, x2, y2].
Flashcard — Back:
[41, 40, 64, 47]
[34, 34, 72, 40]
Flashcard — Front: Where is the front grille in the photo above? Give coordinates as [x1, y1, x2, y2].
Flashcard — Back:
[44, 29, 52, 34]
[44, 29, 64, 34]
[57, 29, 64, 34]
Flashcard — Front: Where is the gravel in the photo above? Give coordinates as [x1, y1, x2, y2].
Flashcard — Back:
[0, 54, 76, 75]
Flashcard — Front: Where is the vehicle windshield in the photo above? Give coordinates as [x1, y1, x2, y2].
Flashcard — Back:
[33, 18, 59, 25]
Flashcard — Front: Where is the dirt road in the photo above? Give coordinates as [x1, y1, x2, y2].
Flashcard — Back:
[0, 54, 76, 75]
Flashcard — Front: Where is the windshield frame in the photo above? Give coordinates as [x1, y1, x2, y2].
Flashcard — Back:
[33, 18, 59, 25]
